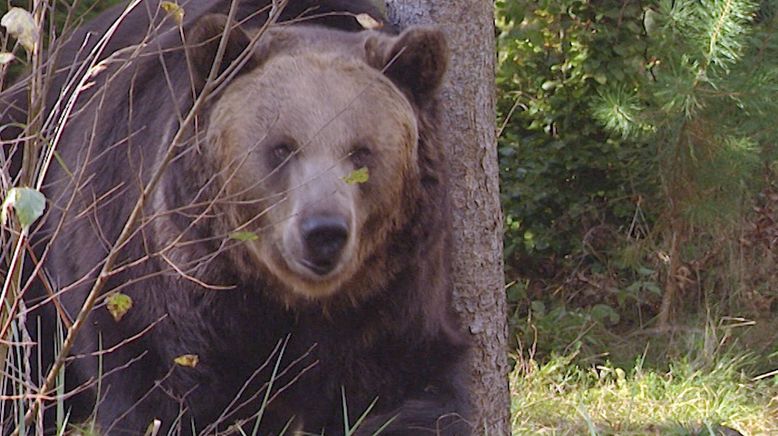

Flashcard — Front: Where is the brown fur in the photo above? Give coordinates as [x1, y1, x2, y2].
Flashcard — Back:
[2, 3, 471, 434]
[210, 48, 419, 302]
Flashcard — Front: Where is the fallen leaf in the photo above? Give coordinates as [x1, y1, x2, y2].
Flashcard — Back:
[160, 1, 185, 25]
[229, 231, 259, 242]
[106, 292, 133, 322]
[343, 167, 369, 185]
[356, 13, 383, 30]
[0, 52, 15, 64]
[1, 187, 46, 230]
[1, 8, 39, 52]
[174, 354, 199, 368]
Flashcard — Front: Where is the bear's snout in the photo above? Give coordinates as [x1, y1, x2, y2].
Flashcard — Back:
[300, 214, 350, 275]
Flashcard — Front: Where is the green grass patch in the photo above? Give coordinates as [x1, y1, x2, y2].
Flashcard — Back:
[510, 351, 778, 435]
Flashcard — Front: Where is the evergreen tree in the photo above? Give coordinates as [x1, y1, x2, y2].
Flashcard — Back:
[592, 0, 778, 326]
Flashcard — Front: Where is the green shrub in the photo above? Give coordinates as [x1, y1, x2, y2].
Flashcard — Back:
[498, 0, 778, 355]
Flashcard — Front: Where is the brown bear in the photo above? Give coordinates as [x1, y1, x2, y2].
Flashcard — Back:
[0, 1, 470, 434]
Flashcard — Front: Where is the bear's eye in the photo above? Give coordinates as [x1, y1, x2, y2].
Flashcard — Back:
[269, 143, 293, 168]
[349, 146, 372, 167]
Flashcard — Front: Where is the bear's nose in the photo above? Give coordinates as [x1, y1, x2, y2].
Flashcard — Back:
[301, 215, 349, 275]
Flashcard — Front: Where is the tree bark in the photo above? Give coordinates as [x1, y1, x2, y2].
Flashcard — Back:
[384, 1, 510, 434]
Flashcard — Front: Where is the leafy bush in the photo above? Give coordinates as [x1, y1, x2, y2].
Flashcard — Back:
[498, 0, 778, 352]
[497, 0, 657, 273]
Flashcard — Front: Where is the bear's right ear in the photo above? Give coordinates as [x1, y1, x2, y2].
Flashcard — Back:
[187, 14, 258, 88]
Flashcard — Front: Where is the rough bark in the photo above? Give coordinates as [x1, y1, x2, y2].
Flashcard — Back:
[385, 1, 510, 434]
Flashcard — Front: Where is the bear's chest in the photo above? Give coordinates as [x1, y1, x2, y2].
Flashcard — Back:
[170, 302, 394, 432]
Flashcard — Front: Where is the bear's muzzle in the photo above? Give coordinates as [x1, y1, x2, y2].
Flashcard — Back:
[300, 214, 350, 275]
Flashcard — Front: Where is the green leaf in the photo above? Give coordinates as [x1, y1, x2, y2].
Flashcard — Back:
[1, 187, 46, 230]
[229, 231, 258, 242]
[644, 282, 663, 296]
[106, 292, 133, 322]
[174, 354, 199, 368]
[643, 9, 659, 36]
[591, 304, 620, 325]
[530, 300, 546, 317]
[1, 8, 39, 52]
[637, 267, 655, 276]
[342, 167, 369, 185]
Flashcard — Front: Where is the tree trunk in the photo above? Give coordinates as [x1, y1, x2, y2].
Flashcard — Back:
[385, 1, 510, 434]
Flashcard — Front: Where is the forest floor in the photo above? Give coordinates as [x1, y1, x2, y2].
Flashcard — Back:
[509, 317, 778, 435]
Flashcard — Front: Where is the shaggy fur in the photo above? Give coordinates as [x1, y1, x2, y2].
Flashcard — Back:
[0, 1, 471, 434]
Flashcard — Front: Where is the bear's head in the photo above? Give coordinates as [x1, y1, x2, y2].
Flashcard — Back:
[186, 15, 447, 301]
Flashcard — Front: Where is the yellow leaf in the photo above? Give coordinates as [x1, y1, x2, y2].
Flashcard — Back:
[1, 8, 38, 52]
[160, 1, 185, 25]
[0, 52, 14, 64]
[174, 354, 199, 368]
[106, 292, 133, 322]
[343, 167, 369, 185]
[356, 13, 383, 30]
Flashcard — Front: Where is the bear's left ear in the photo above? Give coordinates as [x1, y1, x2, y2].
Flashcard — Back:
[366, 27, 449, 106]
[187, 14, 258, 88]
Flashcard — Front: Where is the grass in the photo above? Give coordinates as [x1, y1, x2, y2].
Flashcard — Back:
[510, 328, 778, 435]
